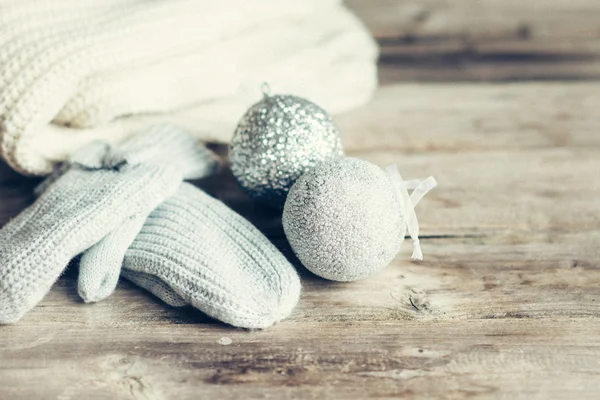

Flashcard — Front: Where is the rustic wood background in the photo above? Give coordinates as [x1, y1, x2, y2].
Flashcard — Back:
[2, 1, 600, 399]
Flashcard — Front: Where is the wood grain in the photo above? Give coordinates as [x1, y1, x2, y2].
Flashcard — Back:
[3, 291, 600, 400]
[345, 0, 600, 82]
[336, 82, 600, 153]
[1, 228, 599, 399]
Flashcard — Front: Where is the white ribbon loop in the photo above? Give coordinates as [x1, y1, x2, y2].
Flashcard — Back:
[385, 165, 437, 261]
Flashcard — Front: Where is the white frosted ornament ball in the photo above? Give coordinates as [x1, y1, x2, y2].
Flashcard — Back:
[229, 86, 344, 208]
[282, 157, 407, 282]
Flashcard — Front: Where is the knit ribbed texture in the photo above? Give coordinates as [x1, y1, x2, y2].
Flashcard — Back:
[77, 214, 147, 303]
[121, 270, 188, 308]
[115, 183, 301, 329]
[0, 0, 377, 175]
[0, 124, 219, 323]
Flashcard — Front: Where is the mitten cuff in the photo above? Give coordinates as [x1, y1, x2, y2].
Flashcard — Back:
[112, 124, 221, 179]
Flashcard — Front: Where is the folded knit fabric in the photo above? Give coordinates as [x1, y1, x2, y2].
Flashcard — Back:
[0, 0, 377, 175]
[0, 124, 220, 323]
[78, 182, 301, 329]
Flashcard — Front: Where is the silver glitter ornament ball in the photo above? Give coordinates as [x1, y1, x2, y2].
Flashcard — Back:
[283, 157, 406, 282]
[229, 87, 344, 207]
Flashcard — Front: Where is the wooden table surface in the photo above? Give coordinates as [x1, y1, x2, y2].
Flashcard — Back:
[2, 1, 600, 399]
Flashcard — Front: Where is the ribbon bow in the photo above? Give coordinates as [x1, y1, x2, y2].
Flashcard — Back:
[386, 164, 437, 261]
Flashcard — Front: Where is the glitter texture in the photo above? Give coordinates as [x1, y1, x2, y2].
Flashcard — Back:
[282, 157, 406, 282]
[229, 93, 344, 207]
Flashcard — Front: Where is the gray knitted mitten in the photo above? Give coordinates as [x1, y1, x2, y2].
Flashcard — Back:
[80, 182, 302, 329]
[0, 124, 219, 324]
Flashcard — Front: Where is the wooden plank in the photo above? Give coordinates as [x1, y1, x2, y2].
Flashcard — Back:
[360, 148, 600, 235]
[1, 275, 599, 399]
[200, 150, 600, 240]
[335, 82, 600, 153]
[377, 60, 600, 83]
[346, 0, 600, 81]
[346, 0, 600, 42]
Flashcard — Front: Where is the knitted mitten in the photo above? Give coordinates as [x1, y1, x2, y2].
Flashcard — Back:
[79, 182, 301, 329]
[0, 124, 220, 324]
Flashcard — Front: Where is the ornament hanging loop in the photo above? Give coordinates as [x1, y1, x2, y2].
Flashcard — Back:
[260, 82, 272, 97]
[385, 164, 437, 261]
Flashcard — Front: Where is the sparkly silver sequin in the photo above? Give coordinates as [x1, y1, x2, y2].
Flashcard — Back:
[282, 157, 406, 282]
[229, 93, 343, 207]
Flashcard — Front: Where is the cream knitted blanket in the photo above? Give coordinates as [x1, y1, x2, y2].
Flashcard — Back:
[0, 0, 377, 175]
